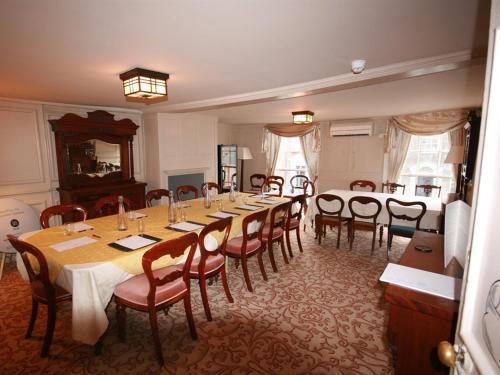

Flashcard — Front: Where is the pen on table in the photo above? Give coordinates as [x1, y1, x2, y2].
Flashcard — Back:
[92, 234, 102, 239]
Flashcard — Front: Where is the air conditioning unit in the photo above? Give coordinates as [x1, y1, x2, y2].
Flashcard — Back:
[329, 120, 373, 137]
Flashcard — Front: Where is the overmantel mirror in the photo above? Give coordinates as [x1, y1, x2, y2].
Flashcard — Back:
[50, 110, 138, 189]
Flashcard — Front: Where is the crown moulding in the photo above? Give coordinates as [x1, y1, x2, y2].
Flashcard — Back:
[143, 50, 485, 114]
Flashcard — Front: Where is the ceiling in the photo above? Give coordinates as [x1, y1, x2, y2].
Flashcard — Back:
[0, 0, 490, 123]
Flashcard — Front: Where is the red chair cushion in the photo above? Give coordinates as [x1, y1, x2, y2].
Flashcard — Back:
[187, 254, 225, 276]
[114, 265, 187, 307]
[225, 237, 262, 256]
[287, 218, 300, 229]
[262, 224, 283, 241]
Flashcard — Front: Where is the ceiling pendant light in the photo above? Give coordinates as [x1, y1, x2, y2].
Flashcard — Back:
[119, 68, 169, 103]
[292, 110, 314, 124]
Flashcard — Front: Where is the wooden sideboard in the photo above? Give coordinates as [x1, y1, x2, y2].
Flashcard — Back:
[384, 231, 463, 375]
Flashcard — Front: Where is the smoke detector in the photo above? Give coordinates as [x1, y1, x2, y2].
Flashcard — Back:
[351, 59, 366, 74]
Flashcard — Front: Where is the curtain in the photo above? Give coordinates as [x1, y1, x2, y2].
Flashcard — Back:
[386, 125, 412, 183]
[261, 129, 281, 176]
[300, 127, 321, 182]
[448, 127, 466, 187]
[390, 109, 470, 135]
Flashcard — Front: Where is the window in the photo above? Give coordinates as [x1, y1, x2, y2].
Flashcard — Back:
[398, 133, 454, 196]
[275, 137, 308, 191]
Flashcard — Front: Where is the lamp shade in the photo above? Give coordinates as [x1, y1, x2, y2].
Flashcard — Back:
[119, 68, 169, 101]
[444, 145, 465, 164]
[238, 147, 253, 160]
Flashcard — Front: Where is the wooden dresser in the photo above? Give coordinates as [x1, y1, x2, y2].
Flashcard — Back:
[384, 231, 463, 375]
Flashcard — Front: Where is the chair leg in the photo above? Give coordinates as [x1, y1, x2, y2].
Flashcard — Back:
[371, 229, 376, 255]
[220, 267, 234, 303]
[379, 225, 383, 247]
[183, 293, 198, 340]
[0, 253, 5, 280]
[257, 252, 268, 281]
[199, 275, 212, 321]
[316, 220, 322, 244]
[336, 224, 341, 249]
[387, 232, 393, 260]
[41, 302, 56, 358]
[25, 298, 39, 339]
[147, 308, 164, 366]
[116, 303, 127, 342]
[279, 238, 289, 265]
[285, 230, 293, 258]
[267, 242, 279, 273]
[295, 227, 303, 253]
[349, 225, 354, 251]
[241, 256, 253, 292]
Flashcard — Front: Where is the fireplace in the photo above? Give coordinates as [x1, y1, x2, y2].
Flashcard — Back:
[163, 167, 209, 199]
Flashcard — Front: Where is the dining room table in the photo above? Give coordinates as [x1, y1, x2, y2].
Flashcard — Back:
[17, 192, 289, 346]
[304, 188, 443, 230]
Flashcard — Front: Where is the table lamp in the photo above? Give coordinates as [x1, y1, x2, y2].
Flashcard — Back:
[237, 147, 253, 192]
[444, 145, 465, 194]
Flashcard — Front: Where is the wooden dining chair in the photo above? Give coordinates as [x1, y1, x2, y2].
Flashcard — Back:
[347, 196, 383, 254]
[382, 182, 406, 194]
[94, 195, 132, 217]
[262, 177, 283, 197]
[249, 173, 266, 192]
[145, 189, 170, 207]
[415, 184, 441, 197]
[386, 198, 427, 260]
[289, 174, 309, 194]
[350, 180, 376, 192]
[39, 204, 88, 229]
[224, 209, 269, 292]
[302, 179, 317, 231]
[315, 194, 346, 248]
[176, 185, 199, 201]
[113, 232, 198, 366]
[7, 235, 72, 358]
[185, 217, 233, 321]
[284, 194, 306, 256]
[201, 182, 221, 197]
[262, 201, 292, 272]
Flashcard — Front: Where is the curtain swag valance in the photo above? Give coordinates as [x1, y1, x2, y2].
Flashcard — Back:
[389, 109, 470, 136]
[262, 123, 321, 152]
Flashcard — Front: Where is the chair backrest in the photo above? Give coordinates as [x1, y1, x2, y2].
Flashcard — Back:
[303, 179, 316, 198]
[382, 182, 406, 195]
[40, 204, 88, 229]
[350, 180, 376, 192]
[289, 175, 309, 193]
[94, 195, 132, 217]
[267, 175, 284, 185]
[263, 177, 283, 197]
[250, 174, 266, 189]
[287, 194, 306, 225]
[348, 196, 382, 225]
[415, 184, 441, 197]
[142, 232, 198, 306]
[240, 209, 269, 251]
[386, 198, 427, 230]
[201, 182, 221, 197]
[7, 235, 55, 298]
[197, 217, 232, 273]
[316, 194, 345, 217]
[176, 185, 199, 201]
[268, 201, 291, 235]
[145, 189, 170, 207]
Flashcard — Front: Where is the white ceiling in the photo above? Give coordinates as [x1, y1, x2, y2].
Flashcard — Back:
[0, 0, 490, 123]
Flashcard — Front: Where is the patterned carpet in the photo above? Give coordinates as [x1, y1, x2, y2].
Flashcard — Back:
[0, 227, 409, 375]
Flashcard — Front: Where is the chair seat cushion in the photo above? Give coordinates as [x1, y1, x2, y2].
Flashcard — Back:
[32, 281, 71, 303]
[225, 237, 262, 256]
[114, 265, 187, 307]
[315, 214, 344, 226]
[287, 218, 300, 229]
[262, 224, 284, 241]
[187, 254, 225, 276]
[389, 225, 416, 238]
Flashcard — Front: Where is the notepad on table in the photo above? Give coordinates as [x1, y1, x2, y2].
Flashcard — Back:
[112, 235, 159, 251]
[167, 221, 205, 232]
[235, 204, 261, 211]
[127, 211, 147, 219]
[72, 222, 95, 232]
[379, 263, 461, 301]
[50, 236, 97, 252]
[255, 199, 277, 205]
[207, 211, 239, 219]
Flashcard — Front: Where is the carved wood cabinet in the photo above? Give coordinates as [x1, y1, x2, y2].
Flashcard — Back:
[50, 110, 146, 217]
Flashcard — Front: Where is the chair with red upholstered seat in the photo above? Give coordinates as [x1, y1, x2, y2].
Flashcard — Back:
[201, 182, 221, 197]
[249, 173, 266, 192]
[315, 194, 347, 248]
[113, 232, 198, 366]
[186, 217, 233, 321]
[350, 180, 376, 192]
[225, 209, 269, 292]
[176, 185, 199, 201]
[40, 204, 88, 229]
[262, 201, 291, 272]
[262, 176, 284, 197]
[284, 194, 306, 257]
[145, 189, 170, 207]
[94, 195, 132, 217]
[347, 196, 383, 254]
[7, 235, 72, 358]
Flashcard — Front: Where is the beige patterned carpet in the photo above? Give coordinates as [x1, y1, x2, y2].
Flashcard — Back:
[0, 228, 409, 375]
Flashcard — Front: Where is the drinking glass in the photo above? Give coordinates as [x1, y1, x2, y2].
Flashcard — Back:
[64, 223, 74, 236]
[137, 218, 145, 235]
[217, 199, 223, 211]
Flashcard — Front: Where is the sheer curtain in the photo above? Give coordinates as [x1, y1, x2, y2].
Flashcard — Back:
[261, 129, 281, 176]
[386, 124, 412, 182]
[299, 125, 321, 182]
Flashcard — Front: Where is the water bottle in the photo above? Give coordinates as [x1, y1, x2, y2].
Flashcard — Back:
[229, 184, 236, 202]
[203, 185, 212, 209]
[117, 195, 128, 231]
[168, 193, 177, 223]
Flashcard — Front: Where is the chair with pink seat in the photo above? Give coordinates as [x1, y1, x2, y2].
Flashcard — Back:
[262, 201, 291, 272]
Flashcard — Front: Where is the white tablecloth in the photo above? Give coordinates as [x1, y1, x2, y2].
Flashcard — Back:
[305, 189, 442, 230]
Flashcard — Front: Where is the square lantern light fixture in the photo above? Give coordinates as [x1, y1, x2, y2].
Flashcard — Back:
[292, 110, 314, 124]
[119, 68, 169, 103]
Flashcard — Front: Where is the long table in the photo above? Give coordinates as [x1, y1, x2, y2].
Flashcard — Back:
[18, 193, 286, 345]
[305, 189, 443, 230]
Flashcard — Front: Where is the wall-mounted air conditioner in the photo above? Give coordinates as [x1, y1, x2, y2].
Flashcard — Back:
[329, 120, 373, 137]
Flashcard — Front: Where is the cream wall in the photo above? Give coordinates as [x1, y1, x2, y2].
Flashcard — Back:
[229, 120, 387, 192]
[0, 98, 145, 215]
